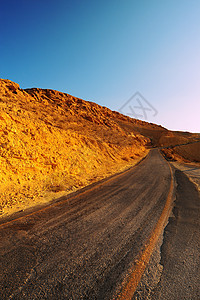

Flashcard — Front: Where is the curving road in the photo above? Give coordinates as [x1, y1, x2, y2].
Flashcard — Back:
[0, 150, 173, 299]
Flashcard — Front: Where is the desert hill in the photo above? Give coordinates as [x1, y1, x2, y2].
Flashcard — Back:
[0, 79, 199, 217]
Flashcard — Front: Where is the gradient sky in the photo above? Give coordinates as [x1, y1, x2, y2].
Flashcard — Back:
[1, 0, 200, 132]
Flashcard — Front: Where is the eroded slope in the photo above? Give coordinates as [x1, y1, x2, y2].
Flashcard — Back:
[0, 79, 150, 217]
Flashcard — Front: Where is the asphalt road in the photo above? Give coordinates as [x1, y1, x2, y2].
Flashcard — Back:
[0, 150, 173, 299]
[151, 168, 200, 300]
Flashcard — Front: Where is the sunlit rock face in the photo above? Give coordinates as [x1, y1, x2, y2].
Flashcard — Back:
[0, 79, 198, 217]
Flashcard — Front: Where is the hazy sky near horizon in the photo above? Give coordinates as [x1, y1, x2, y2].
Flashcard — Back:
[1, 0, 200, 132]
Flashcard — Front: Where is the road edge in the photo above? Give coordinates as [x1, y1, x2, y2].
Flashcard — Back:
[0, 151, 150, 227]
[116, 153, 174, 300]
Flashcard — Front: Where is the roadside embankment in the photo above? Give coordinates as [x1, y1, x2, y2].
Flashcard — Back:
[0, 79, 149, 217]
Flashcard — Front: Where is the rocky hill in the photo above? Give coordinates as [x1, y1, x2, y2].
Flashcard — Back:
[0, 79, 199, 217]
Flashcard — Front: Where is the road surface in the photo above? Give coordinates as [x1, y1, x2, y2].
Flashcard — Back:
[151, 167, 200, 299]
[0, 150, 173, 299]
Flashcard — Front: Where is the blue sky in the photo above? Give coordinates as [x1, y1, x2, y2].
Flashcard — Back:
[1, 0, 200, 132]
